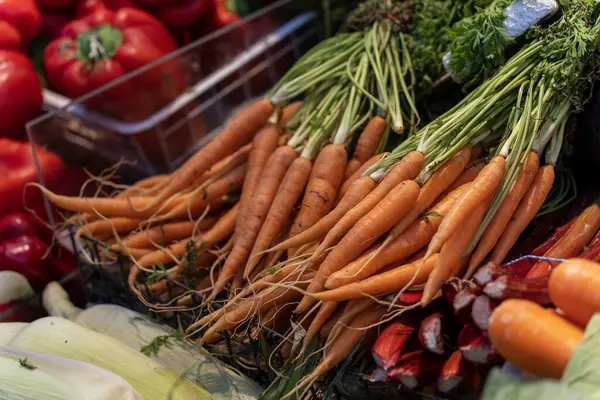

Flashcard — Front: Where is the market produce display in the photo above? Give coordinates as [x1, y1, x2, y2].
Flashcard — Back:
[7, 0, 600, 399]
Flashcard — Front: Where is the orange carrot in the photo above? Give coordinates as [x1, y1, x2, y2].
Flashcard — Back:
[383, 146, 472, 247]
[245, 156, 312, 277]
[325, 183, 469, 289]
[296, 180, 420, 313]
[302, 301, 339, 353]
[549, 258, 600, 326]
[235, 124, 281, 236]
[292, 307, 387, 397]
[337, 153, 386, 203]
[527, 204, 600, 278]
[313, 151, 424, 263]
[186, 265, 304, 333]
[287, 144, 347, 253]
[279, 101, 303, 126]
[466, 152, 540, 277]
[193, 143, 251, 187]
[313, 255, 438, 302]
[153, 98, 274, 208]
[488, 299, 583, 379]
[160, 163, 247, 220]
[212, 146, 297, 296]
[82, 217, 141, 241]
[425, 156, 505, 261]
[491, 165, 555, 264]
[32, 184, 185, 219]
[422, 198, 491, 306]
[440, 160, 485, 199]
[271, 175, 377, 252]
[324, 298, 375, 347]
[344, 117, 387, 179]
[199, 275, 311, 345]
[122, 216, 218, 249]
[135, 203, 238, 269]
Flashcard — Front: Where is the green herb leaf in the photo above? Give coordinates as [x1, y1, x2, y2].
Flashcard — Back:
[145, 262, 168, 285]
[268, 266, 281, 275]
[140, 330, 184, 357]
[422, 210, 442, 223]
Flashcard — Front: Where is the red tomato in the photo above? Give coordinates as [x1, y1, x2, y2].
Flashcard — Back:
[0, 51, 43, 138]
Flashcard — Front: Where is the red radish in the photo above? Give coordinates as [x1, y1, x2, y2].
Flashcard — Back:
[388, 352, 446, 389]
[398, 291, 424, 306]
[419, 312, 444, 355]
[579, 230, 600, 262]
[532, 219, 575, 256]
[473, 262, 503, 286]
[453, 287, 479, 322]
[460, 334, 496, 364]
[458, 323, 481, 347]
[471, 295, 498, 331]
[372, 322, 415, 370]
[366, 367, 389, 383]
[0, 236, 52, 291]
[438, 350, 468, 393]
[443, 284, 458, 308]
[473, 259, 534, 286]
[483, 275, 550, 304]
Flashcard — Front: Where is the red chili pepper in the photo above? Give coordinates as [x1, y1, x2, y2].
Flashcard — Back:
[0, 0, 42, 50]
[0, 51, 42, 138]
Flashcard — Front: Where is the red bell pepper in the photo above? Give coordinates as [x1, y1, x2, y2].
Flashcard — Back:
[44, 7, 181, 100]
[0, 0, 42, 50]
[155, 0, 211, 29]
[203, 0, 241, 33]
[76, 0, 136, 17]
[0, 235, 52, 291]
[0, 138, 81, 220]
[0, 213, 76, 293]
[0, 51, 43, 138]
[36, 0, 77, 10]
[39, 9, 73, 38]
